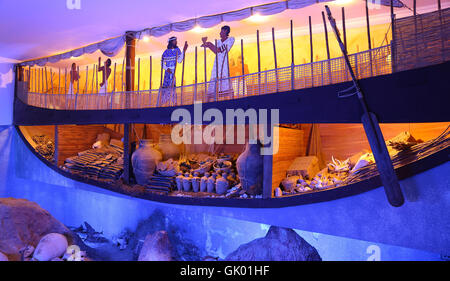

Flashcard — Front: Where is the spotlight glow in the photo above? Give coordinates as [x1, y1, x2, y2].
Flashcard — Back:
[143, 36, 150, 42]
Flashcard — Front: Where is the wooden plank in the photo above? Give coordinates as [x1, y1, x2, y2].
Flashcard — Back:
[271, 127, 305, 190]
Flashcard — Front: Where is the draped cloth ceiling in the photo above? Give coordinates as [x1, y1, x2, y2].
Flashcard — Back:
[19, 0, 404, 67]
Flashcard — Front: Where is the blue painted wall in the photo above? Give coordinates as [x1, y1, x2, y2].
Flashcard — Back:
[0, 62, 14, 125]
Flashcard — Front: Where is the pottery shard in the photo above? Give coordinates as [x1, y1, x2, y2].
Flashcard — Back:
[0, 198, 85, 261]
[225, 226, 321, 261]
[286, 156, 320, 180]
[138, 231, 172, 261]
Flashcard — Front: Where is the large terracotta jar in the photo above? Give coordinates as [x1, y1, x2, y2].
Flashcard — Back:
[132, 139, 162, 185]
[236, 142, 263, 195]
[158, 134, 181, 161]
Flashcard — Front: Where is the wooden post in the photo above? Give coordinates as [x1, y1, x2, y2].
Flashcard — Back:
[64, 68, 67, 109]
[75, 66, 80, 109]
[121, 58, 125, 93]
[257, 30, 261, 95]
[342, 7, 347, 53]
[203, 46, 207, 99]
[123, 123, 132, 185]
[125, 31, 136, 109]
[157, 57, 163, 107]
[365, 0, 373, 77]
[137, 57, 141, 108]
[342, 7, 349, 81]
[240, 38, 245, 97]
[85, 66, 88, 94]
[272, 27, 279, 93]
[215, 39, 219, 101]
[391, 0, 396, 73]
[44, 67, 48, 107]
[413, 0, 416, 15]
[34, 68, 37, 93]
[91, 65, 95, 95]
[123, 31, 136, 184]
[111, 63, 116, 109]
[95, 64, 99, 94]
[437, 0, 445, 62]
[309, 16, 314, 87]
[149, 56, 152, 106]
[50, 69, 54, 109]
[58, 68, 61, 95]
[322, 11, 332, 84]
[290, 20, 295, 91]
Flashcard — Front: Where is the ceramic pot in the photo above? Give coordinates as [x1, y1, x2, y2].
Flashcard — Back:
[192, 173, 201, 192]
[158, 134, 181, 161]
[236, 142, 263, 195]
[132, 139, 162, 185]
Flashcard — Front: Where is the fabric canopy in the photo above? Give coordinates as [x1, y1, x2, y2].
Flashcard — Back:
[19, 0, 404, 67]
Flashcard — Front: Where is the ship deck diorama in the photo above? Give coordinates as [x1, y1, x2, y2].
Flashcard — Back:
[12, 1, 450, 208]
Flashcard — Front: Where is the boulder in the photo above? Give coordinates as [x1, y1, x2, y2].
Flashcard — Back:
[0, 252, 8, 261]
[33, 233, 68, 261]
[286, 156, 319, 180]
[0, 198, 85, 261]
[225, 226, 321, 261]
[386, 131, 418, 151]
[138, 231, 173, 261]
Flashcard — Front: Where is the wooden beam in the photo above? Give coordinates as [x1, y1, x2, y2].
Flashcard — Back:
[321, 11, 332, 84]
[391, 0, 396, 72]
[257, 30, 261, 95]
[125, 31, 136, 109]
[203, 45, 207, 99]
[194, 46, 198, 101]
[54, 125, 59, 166]
[215, 39, 219, 101]
[240, 38, 245, 97]
[342, 7, 347, 53]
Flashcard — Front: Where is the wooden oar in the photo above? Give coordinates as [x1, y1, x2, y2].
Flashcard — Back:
[325, 5, 404, 207]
